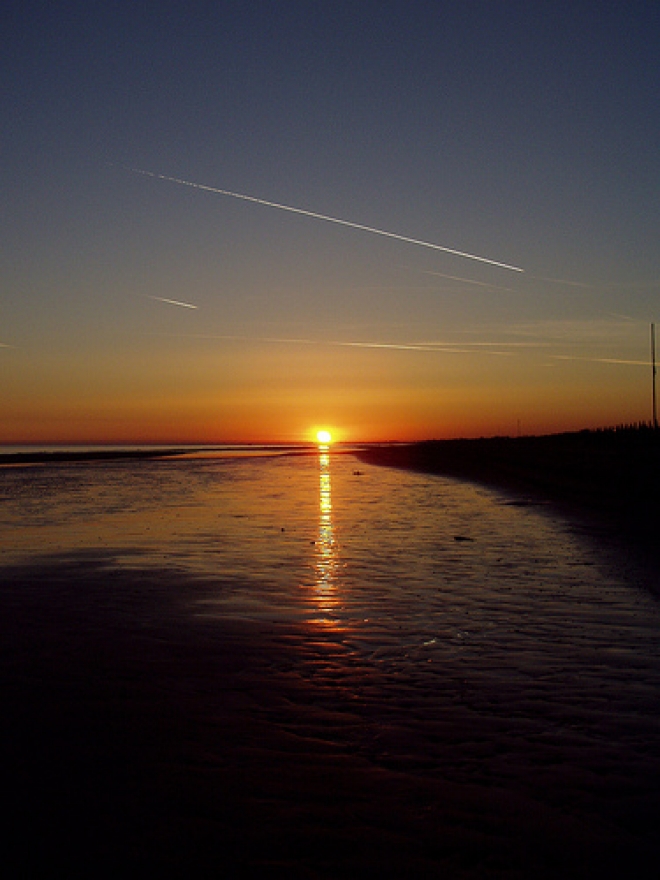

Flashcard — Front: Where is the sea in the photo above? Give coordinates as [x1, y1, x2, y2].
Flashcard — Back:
[2, 445, 660, 874]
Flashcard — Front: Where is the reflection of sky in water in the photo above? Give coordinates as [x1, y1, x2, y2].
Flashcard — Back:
[314, 448, 339, 625]
[3, 450, 660, 663]
[4, 450, 660, 823]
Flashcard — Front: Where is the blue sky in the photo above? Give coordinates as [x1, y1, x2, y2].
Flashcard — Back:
[2, 1, 659, 442]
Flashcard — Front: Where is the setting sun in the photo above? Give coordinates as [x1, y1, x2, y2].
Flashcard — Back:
[316, 430, 332, 445]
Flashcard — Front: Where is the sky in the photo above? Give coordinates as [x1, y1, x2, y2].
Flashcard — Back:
[2, 1, 659, 444]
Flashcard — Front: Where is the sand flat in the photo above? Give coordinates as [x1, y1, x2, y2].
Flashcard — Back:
[2, 550, 660, 877]
[2, 447, 660, 876]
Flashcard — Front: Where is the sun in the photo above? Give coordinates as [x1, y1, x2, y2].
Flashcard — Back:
[316, 430, 332, 445]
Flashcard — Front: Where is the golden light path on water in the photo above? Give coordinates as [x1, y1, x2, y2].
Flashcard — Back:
[313, 445, 340, 626]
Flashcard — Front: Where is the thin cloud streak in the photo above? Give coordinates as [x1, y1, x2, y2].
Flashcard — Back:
[137, 332, 656, 367]
[416, 340, 549, 347]
[198, 334, 463, 352]
[413, 269, 516, 292]
[497, 316, 647, 343]
[604, 311, 639, 323]
[602, 280, 660, 289]
[530, 275, 593, 289]
[147, 295, 198, 309]
[551, 355, 650, 367]
[124, 166, 524, 273]
[142, 332, 545, 356]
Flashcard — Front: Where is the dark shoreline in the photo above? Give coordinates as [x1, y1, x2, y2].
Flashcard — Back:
[0, 448, 193, 465]
[0, 446, 320, 466]
[357, 427, 660, 566]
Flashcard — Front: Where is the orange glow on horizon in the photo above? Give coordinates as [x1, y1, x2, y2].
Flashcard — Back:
[1, 359, 651, 446]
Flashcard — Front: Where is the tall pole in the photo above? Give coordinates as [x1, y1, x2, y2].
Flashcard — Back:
[653, 323, 658, 429]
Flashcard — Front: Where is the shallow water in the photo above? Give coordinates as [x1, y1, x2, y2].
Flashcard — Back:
[3, 449, 660, 713]
[3, 449, 659, 757]
[2, 447, 657, 622]
[2, 450, 660, 875]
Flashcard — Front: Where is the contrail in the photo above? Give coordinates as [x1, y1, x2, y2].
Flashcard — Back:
[143, 332, 538, 355]
[199, 333, 453, 352]
[147, 295, 198, 309]
[551, 354, 650, 367]
[125, 166, 524, 273]
[530, 275, 592, 289]
[412, 269, 516, 291]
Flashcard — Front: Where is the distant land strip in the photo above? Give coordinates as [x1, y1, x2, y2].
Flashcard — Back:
[0, 449, 194, 465]
[0, 445, 322, 466]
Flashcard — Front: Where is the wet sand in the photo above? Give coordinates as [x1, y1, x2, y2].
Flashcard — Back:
[2, 551, 659, 878]
[357, 428, 660, 569]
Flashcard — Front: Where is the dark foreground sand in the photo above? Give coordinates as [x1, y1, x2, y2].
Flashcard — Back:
[2, 549, 660, 878]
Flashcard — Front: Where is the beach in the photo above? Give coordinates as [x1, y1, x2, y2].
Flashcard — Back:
[357, 428, 660, 570]
[4, 556, 659, 878]
[2, 448, 660, 877]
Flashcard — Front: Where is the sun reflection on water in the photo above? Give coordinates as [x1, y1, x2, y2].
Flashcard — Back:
[313, 446, 340, 625]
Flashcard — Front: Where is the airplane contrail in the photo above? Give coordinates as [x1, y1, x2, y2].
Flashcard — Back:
[147, 295, 198, 309]
[143, 332, 541, 355]
[530, 275, 592, 289]
[551, 354, 650, 367]
[124, 166, 524, 273]
[412, 268, 516, 291]
[197, 333, 456, 352]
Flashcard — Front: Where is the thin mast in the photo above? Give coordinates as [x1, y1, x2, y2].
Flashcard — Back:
[653, 323, 658, 429]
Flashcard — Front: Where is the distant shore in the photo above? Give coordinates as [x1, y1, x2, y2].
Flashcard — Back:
[357, 427, 660, 562]
[0, 445, 317, 466]
[0, 448, 193, 465]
